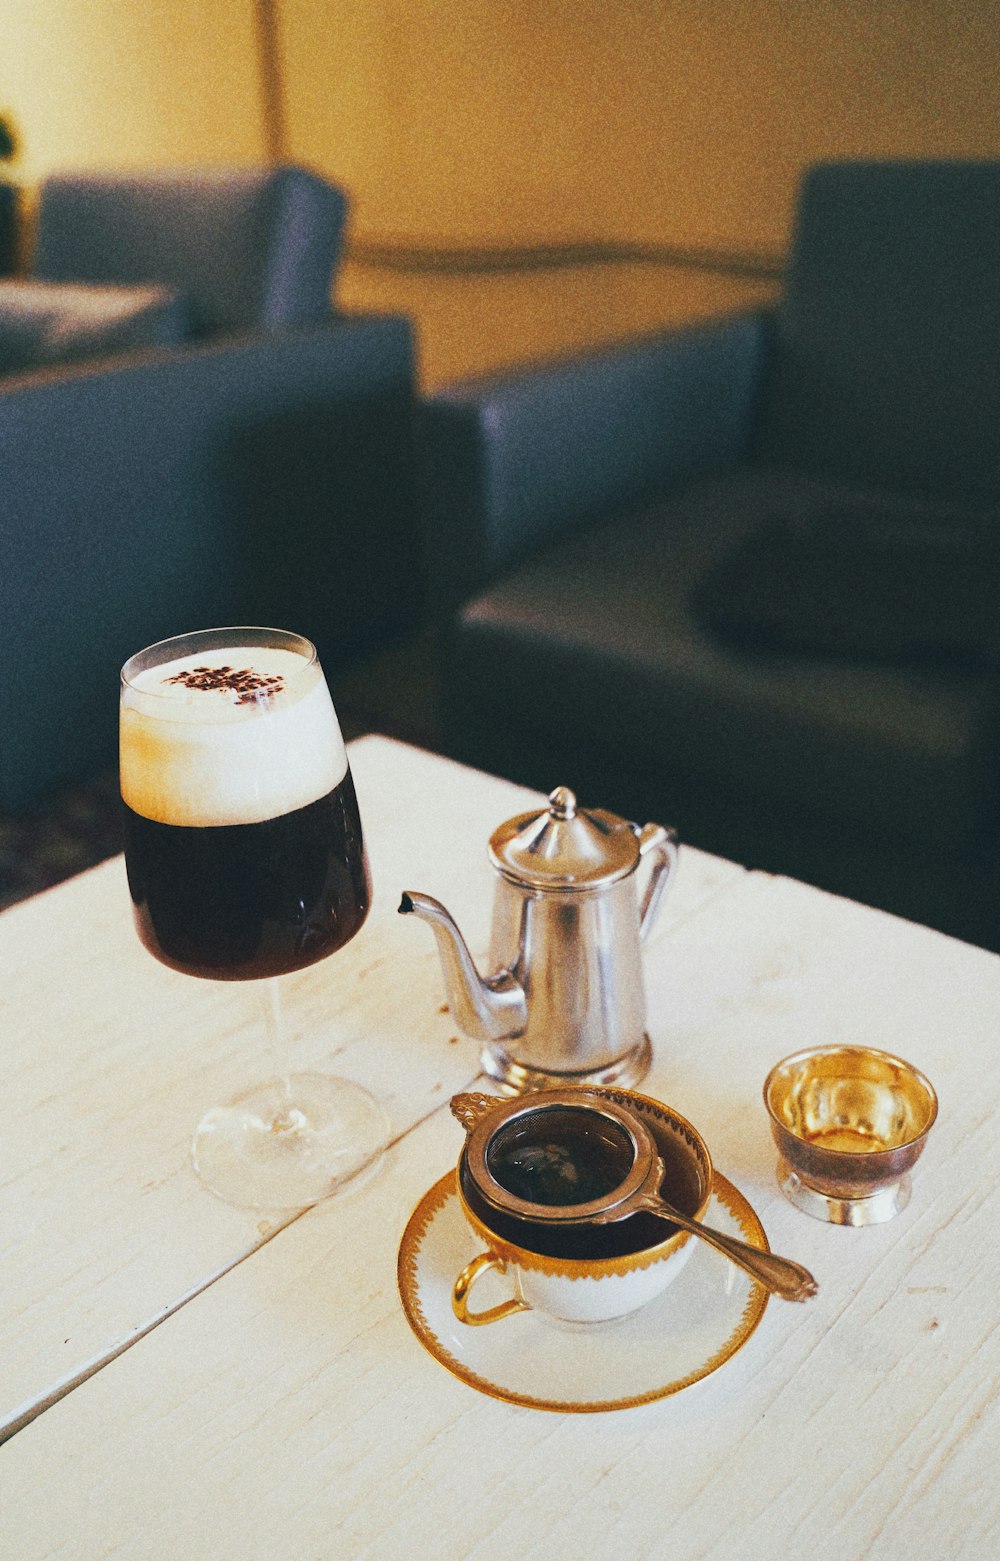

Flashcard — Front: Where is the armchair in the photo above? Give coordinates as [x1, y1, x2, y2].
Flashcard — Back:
[0, 165, 347, 372]
[0, 167, 419, 813]
[420, 162, 1000, 949]
[31, 164, 346, 337]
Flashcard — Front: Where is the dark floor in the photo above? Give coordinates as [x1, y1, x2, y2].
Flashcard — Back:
[0, 629, 443, 914]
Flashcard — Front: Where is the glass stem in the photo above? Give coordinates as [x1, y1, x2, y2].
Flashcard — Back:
[258, 976, 296, 1132]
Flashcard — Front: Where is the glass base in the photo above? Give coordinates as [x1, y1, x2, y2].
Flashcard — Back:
[192, 1073, 391, 1210]
[777, 1159, 912, 1226]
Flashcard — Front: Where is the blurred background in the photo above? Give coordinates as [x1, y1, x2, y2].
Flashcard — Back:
[3, 0, 998, 387]
[2, 1, 999, 921]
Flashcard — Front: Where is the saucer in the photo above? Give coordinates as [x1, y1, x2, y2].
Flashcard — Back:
[397, 1170, 770, 1413]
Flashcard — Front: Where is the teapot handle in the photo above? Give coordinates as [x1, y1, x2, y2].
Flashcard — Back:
[637, 823, 679, 942]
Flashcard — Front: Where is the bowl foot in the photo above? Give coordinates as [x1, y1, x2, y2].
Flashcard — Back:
[777, 1159, 912, 1226]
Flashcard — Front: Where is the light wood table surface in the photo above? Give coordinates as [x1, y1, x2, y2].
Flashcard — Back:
[2, 737, 997, 1559]
[0, 737, 739, 1444]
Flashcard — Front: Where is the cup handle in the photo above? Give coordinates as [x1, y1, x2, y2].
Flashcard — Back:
[452, 1252, 530, 1326]
[637, 823, 679, 942]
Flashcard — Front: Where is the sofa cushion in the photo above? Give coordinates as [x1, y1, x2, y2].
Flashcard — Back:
[33, 166, 346, 337]
[692, 496, 1000, 669]
[446, 469, 1000, 849]
[0, 279, 190, 374]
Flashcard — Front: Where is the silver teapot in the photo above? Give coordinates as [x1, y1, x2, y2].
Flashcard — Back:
[399, 786, 678, 1092]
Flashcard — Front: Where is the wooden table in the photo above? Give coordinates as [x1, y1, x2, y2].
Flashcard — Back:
[1, 737, 997, 1558]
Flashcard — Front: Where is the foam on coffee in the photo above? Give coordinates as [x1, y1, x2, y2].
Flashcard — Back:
[120, 644, 347, 827]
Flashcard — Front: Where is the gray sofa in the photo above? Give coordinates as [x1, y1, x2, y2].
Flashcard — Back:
[419, 162, 1000, 950]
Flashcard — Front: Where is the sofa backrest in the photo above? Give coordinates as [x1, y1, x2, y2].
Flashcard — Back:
[33, 165, 347, 337]
[755, 160, 1000, 505]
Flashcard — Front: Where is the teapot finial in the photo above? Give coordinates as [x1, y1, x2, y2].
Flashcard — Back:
[548, 786, 577, 820]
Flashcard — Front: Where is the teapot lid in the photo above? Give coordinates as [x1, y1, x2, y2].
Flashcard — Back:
[488, 787, 640, 890]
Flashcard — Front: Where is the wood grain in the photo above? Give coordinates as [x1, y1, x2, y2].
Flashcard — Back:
[2, 798, 997, 1556]
[0, 736, 741, 1442]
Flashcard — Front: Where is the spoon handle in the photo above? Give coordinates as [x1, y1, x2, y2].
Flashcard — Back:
[642, 1199, 818, 1302]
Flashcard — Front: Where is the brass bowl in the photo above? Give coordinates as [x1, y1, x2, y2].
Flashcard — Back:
[763, 1045, 938, 1226]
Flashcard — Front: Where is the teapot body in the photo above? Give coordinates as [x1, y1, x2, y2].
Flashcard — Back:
[400, 788, 678, 1096]
[483, 871, 653, 1091]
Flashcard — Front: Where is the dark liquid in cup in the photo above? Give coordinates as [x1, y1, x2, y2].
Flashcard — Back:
[463, 1107, 705, 1261]
[486, 1107, 636, 1206]
[123, 771, 370, 980]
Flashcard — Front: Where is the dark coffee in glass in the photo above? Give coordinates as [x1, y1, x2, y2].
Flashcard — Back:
[123, 775, 370, 980]
[119, 627, 387, 1209]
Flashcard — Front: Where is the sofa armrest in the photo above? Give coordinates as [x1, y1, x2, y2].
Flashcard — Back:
[0, 312, 417, 810]
[419, 307, 774, 615]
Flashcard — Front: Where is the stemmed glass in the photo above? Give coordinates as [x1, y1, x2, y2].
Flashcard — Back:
[119, 626, 390, 1208]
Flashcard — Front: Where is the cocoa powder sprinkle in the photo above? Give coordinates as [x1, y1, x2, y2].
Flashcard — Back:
[163, 664, 286, 704]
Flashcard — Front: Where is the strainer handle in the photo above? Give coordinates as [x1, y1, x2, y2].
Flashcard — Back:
[631, 1192, 818, 1302]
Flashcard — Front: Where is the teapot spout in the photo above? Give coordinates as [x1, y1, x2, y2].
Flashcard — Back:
[399, 891, 527, 1044]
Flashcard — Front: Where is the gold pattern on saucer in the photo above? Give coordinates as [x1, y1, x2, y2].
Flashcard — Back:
[397, 1170, 771, 1414]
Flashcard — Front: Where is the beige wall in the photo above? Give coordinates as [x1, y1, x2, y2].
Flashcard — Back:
[0, 0, 265, 187]
[2, 1, 999, 257]
[280, 0, 1000, 255]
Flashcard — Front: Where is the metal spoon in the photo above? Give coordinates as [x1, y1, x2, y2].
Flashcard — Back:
[589, 1161, 818, 1303]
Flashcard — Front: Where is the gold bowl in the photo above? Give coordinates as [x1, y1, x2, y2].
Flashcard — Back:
[763, 1045, 938, 1226]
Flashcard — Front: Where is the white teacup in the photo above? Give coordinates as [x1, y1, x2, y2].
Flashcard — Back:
[452, 1089, 713, 1326]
